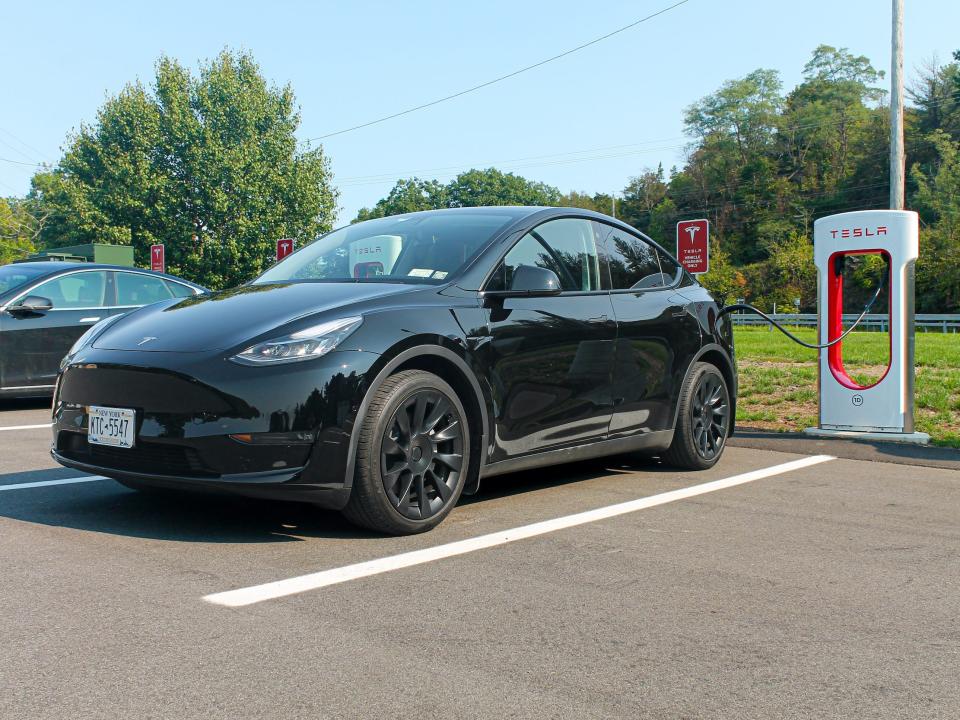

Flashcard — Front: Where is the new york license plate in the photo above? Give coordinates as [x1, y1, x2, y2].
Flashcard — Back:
[88, 406, 136, 448]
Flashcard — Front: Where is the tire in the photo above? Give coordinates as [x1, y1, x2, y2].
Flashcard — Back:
[342, 370, 470, 535]
[662, 362, 731, 470]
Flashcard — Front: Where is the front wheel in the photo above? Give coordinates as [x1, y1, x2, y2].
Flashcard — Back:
[662, 362, 731, 470]
[342, 370, 470, 535]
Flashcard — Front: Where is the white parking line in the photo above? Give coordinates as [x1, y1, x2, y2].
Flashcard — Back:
[204, 454, 835, 607]
[0, 423, 52, 431]
[0, 475, 106, 491]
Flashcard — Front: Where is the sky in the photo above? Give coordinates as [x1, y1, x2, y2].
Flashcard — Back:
[2, 0, 959, 224]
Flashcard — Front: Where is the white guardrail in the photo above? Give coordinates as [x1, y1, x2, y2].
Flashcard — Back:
[730, 312, 960, 333]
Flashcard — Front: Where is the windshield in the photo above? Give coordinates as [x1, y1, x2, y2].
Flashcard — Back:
[255, 212, 515, 285]
[0, 265, 50, 297]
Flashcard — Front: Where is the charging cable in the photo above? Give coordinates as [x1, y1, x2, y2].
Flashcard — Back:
[715, 279, 885, 350]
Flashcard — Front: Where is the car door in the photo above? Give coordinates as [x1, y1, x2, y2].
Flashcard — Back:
[0, 269, 109, 390]
[596, 222, 701, 437]
[480, 217, 617, 460]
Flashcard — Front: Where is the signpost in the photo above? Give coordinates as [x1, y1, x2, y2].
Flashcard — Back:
[676, 219, 709, 275]
[276, 238, 294, 261]
[150, 244, 165, 273]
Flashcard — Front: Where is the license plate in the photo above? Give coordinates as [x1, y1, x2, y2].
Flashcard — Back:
[88, 406, 136, 448]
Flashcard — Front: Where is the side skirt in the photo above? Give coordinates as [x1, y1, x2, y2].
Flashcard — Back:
[479, 430, 674, 479]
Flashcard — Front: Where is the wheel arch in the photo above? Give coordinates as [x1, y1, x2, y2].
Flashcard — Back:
[672, 343, 737, 436]
[344, 342, 489, 494]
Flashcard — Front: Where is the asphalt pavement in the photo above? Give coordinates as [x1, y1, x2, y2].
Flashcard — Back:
[1, 398, 959, 719]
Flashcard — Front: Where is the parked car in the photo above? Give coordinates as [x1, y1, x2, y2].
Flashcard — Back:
[51, 207, 736, 534]
[0, 262, 206, 397]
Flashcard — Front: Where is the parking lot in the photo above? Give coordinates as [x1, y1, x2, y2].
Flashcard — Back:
[2, 398, 959, 719]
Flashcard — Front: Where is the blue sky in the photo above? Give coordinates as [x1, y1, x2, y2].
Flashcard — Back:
[2, 0, 958, 223]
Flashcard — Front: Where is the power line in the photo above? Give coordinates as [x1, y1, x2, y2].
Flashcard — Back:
[306, 0, 691, 142]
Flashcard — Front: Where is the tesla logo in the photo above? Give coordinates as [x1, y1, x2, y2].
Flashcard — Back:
[830, 226, 888, 239]
[684, 225, 699, 242]
[138, 336, 158, 346]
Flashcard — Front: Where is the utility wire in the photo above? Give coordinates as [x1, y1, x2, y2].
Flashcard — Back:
[306, 1, 690, 141]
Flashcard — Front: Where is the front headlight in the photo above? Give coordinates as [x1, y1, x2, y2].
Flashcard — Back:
[230, 316, 363, 365]
[62, 314, 125, 368]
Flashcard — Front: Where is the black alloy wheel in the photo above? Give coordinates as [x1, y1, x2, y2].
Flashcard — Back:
[662, 362, 731, 470]
[343, 370, 471, 534]
[691, 371, 729, 461]
[380, 389, 464, 520]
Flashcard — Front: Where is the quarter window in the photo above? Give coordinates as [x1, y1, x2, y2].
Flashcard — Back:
[598, 224, 669, 290]
[165, 280, 196, 298]
[115, 272, 173, 306]
[27, 271, 107, 309]
[487, 218, 602, 292]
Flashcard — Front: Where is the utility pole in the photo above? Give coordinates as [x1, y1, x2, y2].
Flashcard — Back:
[611, 194, 616, 218]
[890, 0, 905, 210]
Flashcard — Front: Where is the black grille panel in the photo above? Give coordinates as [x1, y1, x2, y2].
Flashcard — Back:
[57, 431, 218, 478]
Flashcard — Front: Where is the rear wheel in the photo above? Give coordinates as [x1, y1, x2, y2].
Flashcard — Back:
[662, 362, 730, 470]
[342, 370, 470, 535]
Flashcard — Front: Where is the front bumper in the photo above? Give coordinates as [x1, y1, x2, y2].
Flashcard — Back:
[51, 347, 379, 509]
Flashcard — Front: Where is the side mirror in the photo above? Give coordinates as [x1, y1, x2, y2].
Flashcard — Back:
[8, 295, 53, 316]
[484, 264, 563, 299]
[510, 265, 562, 294]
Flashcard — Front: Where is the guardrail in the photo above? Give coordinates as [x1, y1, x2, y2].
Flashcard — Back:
[730, 313, 960, 333]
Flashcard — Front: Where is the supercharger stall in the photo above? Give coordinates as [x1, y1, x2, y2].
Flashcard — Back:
[804, 209, 929, 444]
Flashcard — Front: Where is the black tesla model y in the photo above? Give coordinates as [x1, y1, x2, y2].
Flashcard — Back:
[52, 207, 736, 534]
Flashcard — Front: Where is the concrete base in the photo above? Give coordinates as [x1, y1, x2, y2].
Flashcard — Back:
[803, 427, 931, 445]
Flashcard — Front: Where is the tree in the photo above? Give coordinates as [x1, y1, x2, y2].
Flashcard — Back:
[353, 168, 560, 221]
[30, 50, 337, 289]
[911, 130, 960, 311]
[0, 197, 45, 264]
[355, 178, 448, 221]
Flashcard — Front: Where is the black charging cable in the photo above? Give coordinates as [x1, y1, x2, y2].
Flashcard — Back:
[714, 278, 885, 350]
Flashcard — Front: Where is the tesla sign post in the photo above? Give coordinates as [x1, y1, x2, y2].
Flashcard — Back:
[150, 244, 165, 273]
[676, 219, 709, 275]
[276, 238, 294, 261]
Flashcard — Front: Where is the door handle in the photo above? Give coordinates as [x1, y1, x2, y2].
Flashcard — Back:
[79, 317, 101, 323]
[587, 315, 608, 324]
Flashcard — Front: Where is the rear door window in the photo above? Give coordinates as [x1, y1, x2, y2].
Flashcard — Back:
[115, 272, 173, 306]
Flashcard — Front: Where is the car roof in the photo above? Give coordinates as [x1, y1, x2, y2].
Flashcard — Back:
[4, 262, 206, 289]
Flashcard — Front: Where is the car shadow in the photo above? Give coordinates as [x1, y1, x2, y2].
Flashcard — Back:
[0, 454, 670, 545]
[0, 397, 52, 412]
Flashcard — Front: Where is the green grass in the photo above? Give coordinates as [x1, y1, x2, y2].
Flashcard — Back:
[733, 326, 960, 448]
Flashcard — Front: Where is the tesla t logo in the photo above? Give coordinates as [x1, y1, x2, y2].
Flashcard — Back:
[684, 225, 699, 242]
[830, 226, 888, 239]
[138, 336, 158, 346]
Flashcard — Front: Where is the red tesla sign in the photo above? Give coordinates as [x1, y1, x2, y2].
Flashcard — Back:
[150, 244, 165, 273]
[676, 219, 709, 274]
[276, 238, 294, 261]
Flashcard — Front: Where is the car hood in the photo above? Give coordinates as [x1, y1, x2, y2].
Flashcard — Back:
[93, 282, 422, 352]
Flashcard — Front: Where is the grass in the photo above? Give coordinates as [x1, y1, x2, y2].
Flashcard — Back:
[733, 326, 960, 448]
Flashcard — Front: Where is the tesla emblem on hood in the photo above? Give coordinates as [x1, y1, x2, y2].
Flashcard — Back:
[138, 336, 158, 346]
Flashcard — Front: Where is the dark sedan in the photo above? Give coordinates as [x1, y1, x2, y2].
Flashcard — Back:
[0, 262, 205, 397]
[51, 207, 736, 534]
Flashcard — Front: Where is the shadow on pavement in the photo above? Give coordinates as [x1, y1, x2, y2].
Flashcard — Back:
[0, 397, 52, 412]
[0, 453, 673, 544]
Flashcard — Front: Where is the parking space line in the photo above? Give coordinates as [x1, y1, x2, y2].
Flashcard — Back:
[0, 475, 106, 491]
[204, 454, 835, 608]
[0, 423, 52, 431]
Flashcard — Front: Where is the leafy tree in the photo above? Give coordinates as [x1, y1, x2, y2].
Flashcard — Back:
[911, 130, 960, 311]
[0, 197, 45, 264]
[355, 178, 448, 221]
[30, 50, 337, 289]
[353, 168, 560, 221]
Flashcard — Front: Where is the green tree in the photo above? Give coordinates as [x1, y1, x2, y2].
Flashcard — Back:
[911, 130, 960, 311]
[0, 197, 45, 264]
[354, 178, 448, 221]
[352, 168, 560, 221]
[30, 50, 337, 289]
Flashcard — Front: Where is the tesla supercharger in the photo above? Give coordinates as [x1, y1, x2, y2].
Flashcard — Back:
[804, 209, 929, 443]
